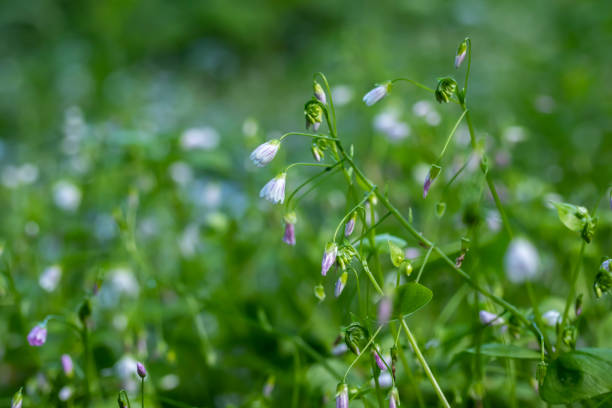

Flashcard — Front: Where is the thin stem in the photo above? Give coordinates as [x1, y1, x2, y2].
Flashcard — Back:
[391, 78, 435, 93]
[286, 163, 343, 208]
[391, 323, 426, 408]
[371, 362, 385, 408]
[526, 280, 553, 356]
[350, 212, 391, 246]
[314, 72, 337, 135]
[416, 245, 434, 283]
[82, 327, 91, 407]
[141, 377, 145, 408]
[557, 241, 586, 353]
[343, 325, 383, 381]
[401, 319, 450, 408]
[360, 257, 385, 296]
[333, 191, 373, 242]
[464, 38, 472, 95]
[285, 162, 334, 171]
[279, 132, 336, 142]
[436, 109, 468, 163]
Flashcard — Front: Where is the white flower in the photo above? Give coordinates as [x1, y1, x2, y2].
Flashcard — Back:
[504, 238, 540, 283]
[53, 180, 81, 211]
[363, 83, 391, 106]
[58, 386, 73, 401]
[542, 310, 561, 326]
[180, 127, 219, 150]
[249, 139, 280, 167]
[259, 173, 286, 204]
[39, 265, 62, 292]
[479, 310, 504, 326]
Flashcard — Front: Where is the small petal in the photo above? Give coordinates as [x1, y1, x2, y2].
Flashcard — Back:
[334, 271, 348, 297]
[344, 215, 356, 237]
[378, 297, 392, 325]
[363, 83, 390, 106]
[249, 140, 280, 167]
[321, 243, 338, 276]
[373, 348, 387, 371]
[259, 173, 286, 204]
[61, 354, 73, 377]
[542, 310, 561, 326]
[282, 223, 296, 246]
[455, 50, 467, 69]
[27, 324, 47, 347]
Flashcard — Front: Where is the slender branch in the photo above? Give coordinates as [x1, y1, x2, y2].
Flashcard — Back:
[343, 325, 383, 381]
[557, 241, 586, 353]
[416, 245, 434, 283]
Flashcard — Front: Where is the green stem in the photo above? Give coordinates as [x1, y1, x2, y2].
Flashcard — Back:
[285, 162, 334, 171]
[391, 78, 435, 93]
[279, 132, 336, 143]
[526, 281, 553, 356]
[372, 362, 385, 408]
[141, 378, 145, 408]
[82, 327, 91, 407]
[333, 191, 373, 242]
[314, 72, 337, 135]
[401, 319, 450, 408]
[415, 245, 434, 283]
[557, 241, 586, 353]
[343, 325, 383, 381]
[436, 109, 468, 163]
[392, 323, 426, 408]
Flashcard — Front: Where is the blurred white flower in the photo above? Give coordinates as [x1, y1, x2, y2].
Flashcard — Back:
[363, 83, 390, 106]
[479, 310, 504, 326]
[53, 180, 82, 211]
[425, 110, 441, 126]
[242, 117, 258, 138]
[160, 374, 180, 390]
[179, 224, 200, 257]
[112, 314, 128, 331]
[486, 210, 501, 232]
[18, 163, 38, 184]
[110, 268, 139, 297]
[373, 108, 410, 142]
[370, 371, 393, 388]
[412, 100, 434, 117]
[25, 221, 39, 237]
[169, 162, 193, 186]
[180, 127, 219, 150]
[534, 95, 555, 114]
[39, 265, 62, 292]
[504, 238, 540, 283]
[503, 126, 526, 144]
[542, 310, 561, 326]
[331, 343, 348, 356]
[58, 386, 73, 401]
[331, 85, 353, 106]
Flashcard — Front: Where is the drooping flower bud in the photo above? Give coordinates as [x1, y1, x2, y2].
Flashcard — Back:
[61, 354, 74, 377]
[434, 77, 457, 104]
[363, 82, 392, 106]
[136, 361, 147, 378]
[311, 143, 324, 162]
[321, 242, 338, 276]
[305, 100, 324, 131]
[455, 40, 468, 69]
[389, 387, 400, 408]
[335, 271, 348, 297]
[263, 375, 275, 398]
[344, 212, 357, 237]
[336, 383, 349, 408]
[423, 164, 441, 198]
[594, 259, 612, 298]
[249, 139, 281, 167]
[313, 81, 327, 105]
[11, 388, 23, 408]
[344, 322, 369, 355]
[536, 361, 548, 387]
[479, 310, 504, 326]
[78, 298, 91, 324]
[373, 345, 386, 371]
[259, 173, 287, 204]
[282, 212, 297, 246]
[27, 323, 47, 346]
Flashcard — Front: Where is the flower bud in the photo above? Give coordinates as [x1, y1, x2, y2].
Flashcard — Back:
[305, 100, 323, 131]
[263, 375, 275, 398]
[282, 212, 297, 246]
[423, 164, 441, 198]
[11, 387, 23, 408]
[435, 201, 446, 218]
[363, 82, 392, 106]
[479, 310, 504, 326]
[61, 354, 74, 377]
[335, 271, 348, 297]
[455, 40, 468, 69]
[117, 390, 130, 408]
[594, 259, 612, 298]
[137, 361, 147, 378]
[311, 143, 324, 162]
[389, 387, 400, 408]
[435, 77, 457, 104]
[321, 242, 338, 276]
[336, 383, 349, 408]
[314, 284, 326, 301]
[562, 325, 577, 348]
[378, 297, 392, 325]
[373, 345, 386, 371]
[542, 310, 561, 326]
[402, 260, 413, 277]
[249, 139, 281, 167]
[344, 322, 369, 355]
[259, 173, 286, 204]
[313, 81, 326, 105]
[575, 293, 583, 317]
[551, 201, 598, 243]
[345, 212, 357, 237]
[27, 323, 47, 346]
[78, 298, 91, 323]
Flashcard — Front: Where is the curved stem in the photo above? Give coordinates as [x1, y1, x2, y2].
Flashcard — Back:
[391, 78, 435, 93]
[333, 192, 373, 242]
[343, 325, 383, 381]
[314, 72, 337, 136]
[279, 132, 336, 143]
[285, 162, 334, 172]
[401, 319, 450, 408]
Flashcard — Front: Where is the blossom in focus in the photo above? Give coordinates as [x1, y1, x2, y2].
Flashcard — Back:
[363, 82, 391, 106]
[321, 242, 338, 276]
[249, 139, 281, 167]
[259, 173, 286, 204]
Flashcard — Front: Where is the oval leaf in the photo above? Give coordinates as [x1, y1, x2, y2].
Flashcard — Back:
[394, 282, 433, 317]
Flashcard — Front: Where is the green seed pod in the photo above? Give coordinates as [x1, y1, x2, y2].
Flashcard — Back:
[304, 100, 324, 131]
[536, 361, 548, 387]
[435, 77, 457, 104]
[435, 202, 446, 218]
[344, 322, 369, 355]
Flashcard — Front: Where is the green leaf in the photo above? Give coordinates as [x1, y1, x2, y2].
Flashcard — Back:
[463, 343, 541, 360]
[551, 201, 588, 232]
[388, 240, 404, 267]
[394, 282, 433, 317]
[540, 348, 612, 403]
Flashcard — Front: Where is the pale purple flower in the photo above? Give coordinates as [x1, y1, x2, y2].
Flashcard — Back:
[504, 238, 540, 283]
[389, 387, 400, 408]
[27, 324, 47, 346]
[136, 362, 147, 378]
[479, 310, 504, 326]
[314, 82, 327, 105]
[334, 272, 348, 297]
[363, 83, 391, 106]
[542, 310, 561, 326]
[373, 347, 386, 371]
[283, 222, 296, 246]
[336, 383, 349, 408]
[455, 50, 467, 69]
[259, 173, 286, 204]
[378, 297, 392, 325]
[321, 242, 338, 276]
[249, 140, 281, 167]
[344, 216, 356, 237]
[61, 354, 73, 377]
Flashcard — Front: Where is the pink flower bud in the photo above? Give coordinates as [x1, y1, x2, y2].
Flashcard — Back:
[27, 324, 47, 346]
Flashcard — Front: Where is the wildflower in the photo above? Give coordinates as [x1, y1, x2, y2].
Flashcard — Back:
[344, 212, 357, 237]
[321, 242, 338, 276]
[305, 100, 323, 131]
[61, 354, 74, 377]
[378, 297, 392, 325]
[389, 387, 400, 408]
[455, 40, 468, 69]
[311, 143, 324, 162]
[282, 212, 297, 246]
[504, 238, 539, 283]
[27, 323, 47, 346]
[259, 173, 286, 204]
[479, 310, 504, 326]
[336, 383, 349, 408]
[180, 127, 219, 151]
[363, 82, 391, 106]
[313, 81, 327, 104]
[373, 346, 386, 371]
[263, 375, 275, 398]
[53, 180, 82, 211]
[11, 388, 23, 408]
[39, 265, 62, 292]
[542, 310, 561, 326]
[423, 164, 441, 198]
[136, 362, 147, 378]
[249, 139, 281, 167]
[434, 77, 457, 104]
[59, 386, 73, 401]
[335, 271, 348, 297]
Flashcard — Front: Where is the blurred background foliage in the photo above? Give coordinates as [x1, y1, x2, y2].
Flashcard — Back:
[0, 0, 611, 406]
